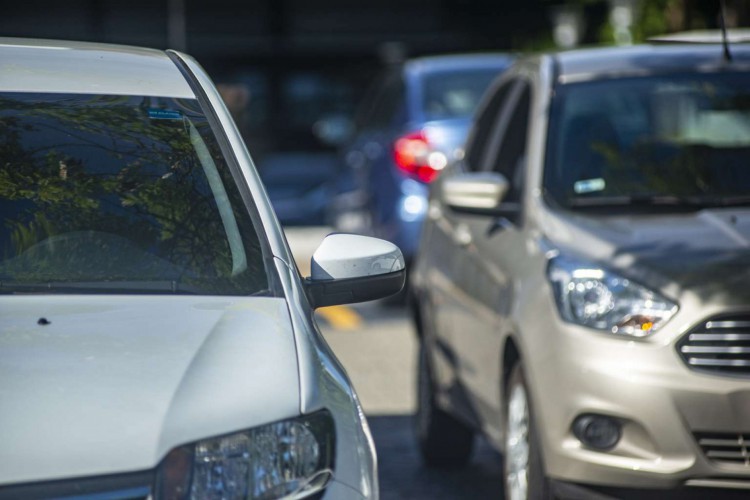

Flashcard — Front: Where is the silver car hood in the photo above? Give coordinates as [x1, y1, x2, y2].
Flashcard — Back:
[0, 295, 300, 486]
[542, 207, 750, 303]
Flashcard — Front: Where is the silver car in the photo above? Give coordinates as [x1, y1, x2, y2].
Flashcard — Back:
[413, 41, 750, 498]
[0, 38, 405, 499]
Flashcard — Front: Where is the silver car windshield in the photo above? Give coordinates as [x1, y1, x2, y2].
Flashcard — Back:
[544, 72, 750, 210]
[0, 93, 269, 295]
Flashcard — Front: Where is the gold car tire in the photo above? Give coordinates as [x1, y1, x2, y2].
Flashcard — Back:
[504, 363, 554, 500]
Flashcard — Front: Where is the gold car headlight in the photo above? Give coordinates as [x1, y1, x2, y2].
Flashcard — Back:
[547, 255, 678, 337]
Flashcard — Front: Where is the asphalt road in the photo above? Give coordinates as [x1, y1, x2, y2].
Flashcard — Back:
[319, 302, 505, 500]
[285, 227, 505, 499]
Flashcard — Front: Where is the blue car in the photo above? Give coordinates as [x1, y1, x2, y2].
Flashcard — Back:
[335, 54, 513, 264]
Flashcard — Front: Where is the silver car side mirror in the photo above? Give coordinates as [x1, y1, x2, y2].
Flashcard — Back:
[305, 234, 405, 308]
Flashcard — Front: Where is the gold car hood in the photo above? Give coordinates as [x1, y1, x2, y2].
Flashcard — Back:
[542, 207, 750, 304]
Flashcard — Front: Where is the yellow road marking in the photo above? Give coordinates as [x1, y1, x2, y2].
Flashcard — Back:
[316, 305, 362, 331]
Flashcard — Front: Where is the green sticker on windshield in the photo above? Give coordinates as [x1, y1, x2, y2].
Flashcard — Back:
[574, 178, 606, 194]
[148, 108, 183, 120]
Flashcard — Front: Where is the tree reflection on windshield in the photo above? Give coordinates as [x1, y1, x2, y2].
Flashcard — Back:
[0, 93, 268, 295]
[544, 73, 750, 209]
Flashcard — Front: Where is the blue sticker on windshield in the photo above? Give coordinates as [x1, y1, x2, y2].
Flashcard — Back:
[574, 178, 606, 194]
[148, 108, 183, 120]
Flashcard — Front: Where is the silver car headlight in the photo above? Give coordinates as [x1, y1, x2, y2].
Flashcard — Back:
[157, 411, 335, 500]
[547, 255, 677, 337]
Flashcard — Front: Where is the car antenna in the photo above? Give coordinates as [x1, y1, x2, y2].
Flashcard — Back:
[719, 0, 732, 62]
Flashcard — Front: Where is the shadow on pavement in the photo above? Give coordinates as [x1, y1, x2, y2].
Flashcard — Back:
[368, 415, 504, 500]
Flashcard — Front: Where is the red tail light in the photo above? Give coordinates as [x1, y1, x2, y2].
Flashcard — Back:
[392, 131, 447, 183]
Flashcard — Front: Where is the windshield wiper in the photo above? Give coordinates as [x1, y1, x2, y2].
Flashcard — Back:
[566, 194, 750, 209]
[0, 280, 206, 295]
[703, 195, 750, 208]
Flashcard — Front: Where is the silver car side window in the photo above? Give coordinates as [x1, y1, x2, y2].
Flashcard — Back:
[464, 80, 514, 172]
[479, 80, 526, 172]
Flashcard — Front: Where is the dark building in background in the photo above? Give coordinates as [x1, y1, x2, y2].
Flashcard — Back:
[0, 1, 549, 58]
[0, 0, 549, 224]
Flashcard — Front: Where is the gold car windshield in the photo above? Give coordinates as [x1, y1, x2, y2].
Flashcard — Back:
[0, 93, 269, 295]
[544, 72, 750, 210]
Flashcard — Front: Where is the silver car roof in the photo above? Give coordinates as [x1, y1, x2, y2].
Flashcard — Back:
[0, 37, 194, 98]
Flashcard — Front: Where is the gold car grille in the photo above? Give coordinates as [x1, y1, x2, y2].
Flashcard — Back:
[695, 432, 750, 467]
[677, 315, 750, 376]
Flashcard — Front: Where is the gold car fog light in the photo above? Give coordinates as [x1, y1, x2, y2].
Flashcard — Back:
[573, 414, 622, 451]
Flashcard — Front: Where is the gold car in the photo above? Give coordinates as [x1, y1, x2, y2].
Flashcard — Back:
[413, 39, 750, 499]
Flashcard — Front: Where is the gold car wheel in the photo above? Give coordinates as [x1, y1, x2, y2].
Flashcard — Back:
[506, 381, 530, 500]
